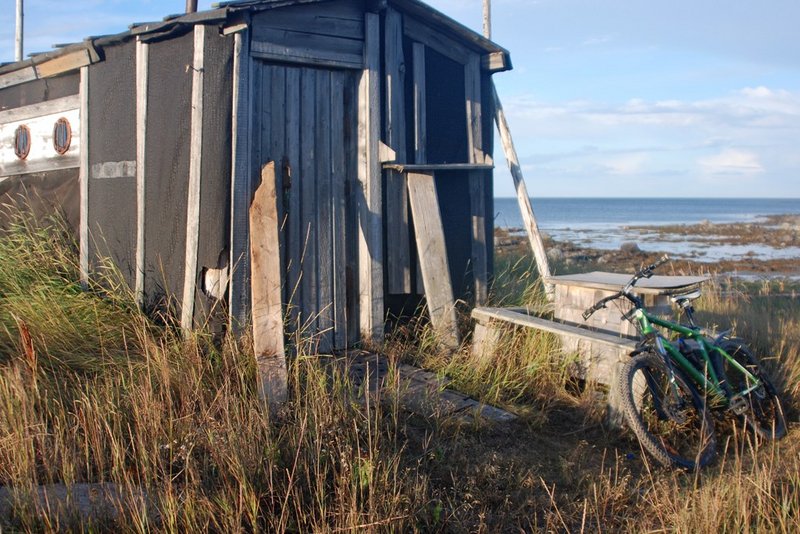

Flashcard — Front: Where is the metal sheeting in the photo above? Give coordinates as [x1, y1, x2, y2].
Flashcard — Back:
[195, 30, 234, 329]
[0, 73, 79, 111]
[143, 32, 193, 313]
[87, 41, 137, 286]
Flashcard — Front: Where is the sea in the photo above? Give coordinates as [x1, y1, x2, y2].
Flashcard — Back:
[493, 197, 800, 264]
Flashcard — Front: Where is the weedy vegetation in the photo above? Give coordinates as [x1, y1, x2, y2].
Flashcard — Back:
[0, 210, 797, 532]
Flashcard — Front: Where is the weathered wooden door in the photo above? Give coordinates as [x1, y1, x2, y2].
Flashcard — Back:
[253, 62, 359, 352]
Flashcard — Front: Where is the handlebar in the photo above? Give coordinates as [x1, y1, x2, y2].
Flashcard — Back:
[581, 255, 670, 321]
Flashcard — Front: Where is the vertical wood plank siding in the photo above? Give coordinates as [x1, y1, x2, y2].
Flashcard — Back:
[299, 67, 318, 339]
[330, 70, 349, 349]
[315, 70, 333, 351]
[285, 67, 302, 331]
[384, 7, 411, 294]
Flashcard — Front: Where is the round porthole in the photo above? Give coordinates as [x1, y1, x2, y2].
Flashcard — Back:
[53, 117, 72, 155]
[14, 124, 31, 160]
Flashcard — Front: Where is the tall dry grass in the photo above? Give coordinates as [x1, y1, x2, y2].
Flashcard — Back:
[1, 211, 798, 532]
[0, 211, 430, 532]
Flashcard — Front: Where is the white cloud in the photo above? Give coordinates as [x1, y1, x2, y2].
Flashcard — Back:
[698, 149, 763, 176]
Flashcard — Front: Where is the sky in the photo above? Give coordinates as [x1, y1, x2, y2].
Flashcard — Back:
[1, 0, 798, 198]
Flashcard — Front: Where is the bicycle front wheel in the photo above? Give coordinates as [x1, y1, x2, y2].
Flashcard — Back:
[717, 339, 787, 440]
[618, 351, 717, 470]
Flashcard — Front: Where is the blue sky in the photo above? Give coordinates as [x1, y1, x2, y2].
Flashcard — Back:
[1, 0, 798, 197]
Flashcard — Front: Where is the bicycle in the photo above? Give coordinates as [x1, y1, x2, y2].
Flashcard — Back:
[582, 256, 787, 470]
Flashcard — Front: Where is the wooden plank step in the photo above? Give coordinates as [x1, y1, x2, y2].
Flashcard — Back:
[472, 307, 637, 351]
[337, 352, 516, 423]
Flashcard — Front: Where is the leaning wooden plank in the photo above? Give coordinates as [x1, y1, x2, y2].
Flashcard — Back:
[385, 7, 411, 295]
[407, 171, 459, 349]
[492, 82, 554, 298]
[181, 25, 206, 332]
[250, 162, 289, 411]
[357, 13, 384, 344]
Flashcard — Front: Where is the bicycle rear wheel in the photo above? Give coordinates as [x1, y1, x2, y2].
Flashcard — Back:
[717, 339, 787, 440]
[617, 351, 717, 469]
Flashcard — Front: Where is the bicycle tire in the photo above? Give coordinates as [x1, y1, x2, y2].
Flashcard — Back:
[716, 339, 787, 440]
[618, 351, 717, 469]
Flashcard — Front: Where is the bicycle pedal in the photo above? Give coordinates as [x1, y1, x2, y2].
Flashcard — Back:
[729, 395, 749, 415]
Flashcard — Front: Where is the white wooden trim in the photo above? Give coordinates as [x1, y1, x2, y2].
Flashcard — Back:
[181, 25, 206, 332]
[135, 40, 149, 307]
[357, 13, 384, 343]
[79, 66, 89, 287]
[0, 94, 79, 124]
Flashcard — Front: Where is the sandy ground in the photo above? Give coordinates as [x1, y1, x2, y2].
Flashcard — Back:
[496, 214, 800, 279]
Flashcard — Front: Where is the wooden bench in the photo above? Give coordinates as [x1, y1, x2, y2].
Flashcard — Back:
[471, 272, 709, 424]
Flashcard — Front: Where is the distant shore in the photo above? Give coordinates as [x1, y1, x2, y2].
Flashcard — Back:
[496, 214, 800, 279]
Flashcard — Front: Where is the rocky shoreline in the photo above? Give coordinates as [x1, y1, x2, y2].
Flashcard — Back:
[496, 214, 800, 278]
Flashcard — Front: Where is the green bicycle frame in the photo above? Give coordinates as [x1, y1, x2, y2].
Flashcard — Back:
[630, 307, 762, 407]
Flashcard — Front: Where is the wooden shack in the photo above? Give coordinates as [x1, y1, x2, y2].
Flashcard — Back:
[0, 0, 511, 352]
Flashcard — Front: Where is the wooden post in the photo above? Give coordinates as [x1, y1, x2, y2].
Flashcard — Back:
[181, 25, 206, 332]
[250, 162, 289, 411]
[492, 83, 554, 298]
[79, 66, 89, 287]
[357, 13, 384, 344]
[135, 40, 149, 307]
[407, 171, 459, 349]
[465, 55, 488, 305]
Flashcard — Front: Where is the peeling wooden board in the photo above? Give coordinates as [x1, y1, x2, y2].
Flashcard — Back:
[407, 171, 459, 349]
[35, 49, 92, 79]
[250, 162, 288, 410]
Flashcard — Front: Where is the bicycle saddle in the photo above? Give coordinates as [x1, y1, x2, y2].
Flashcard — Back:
[670, 288, 702, 305]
